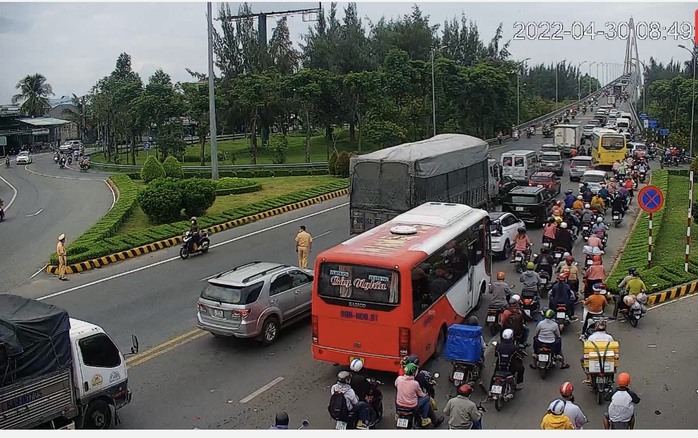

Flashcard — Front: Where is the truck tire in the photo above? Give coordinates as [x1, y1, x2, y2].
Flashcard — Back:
[83, 400, 112, 429]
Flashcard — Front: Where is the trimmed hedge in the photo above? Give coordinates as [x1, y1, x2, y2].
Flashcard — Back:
[49, 174, 139, 265]
[214, 177, 262, 196]
[109, 167, 330, 180]
[606, 170, 698, 293]
[53, 179, 349, 265]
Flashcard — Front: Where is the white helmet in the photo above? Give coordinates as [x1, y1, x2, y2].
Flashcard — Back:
[597, 217, 604, 223]
[560, 222, 568, 229]
[563, 252, 571, 258]
[548, 399, 566, 415]
[509, 294, 521, 305]
[577, 195, 583, 200]
[350, 358, 364, 372]
[585, 203, 591, 209]
[502, 329, 514, 340]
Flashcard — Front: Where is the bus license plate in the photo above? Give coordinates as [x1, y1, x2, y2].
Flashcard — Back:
[486, 315, 496, 323]
[453, 371, 465, 381]
[557, 312, 566, 319]
[396, 418, 409, 428]
[538, 354, 549, 362]
[490, 385, 503, 394]
[335, 421, 347, 430]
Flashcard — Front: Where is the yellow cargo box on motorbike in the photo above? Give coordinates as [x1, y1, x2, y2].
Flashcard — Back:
[583, 341, 620, 373]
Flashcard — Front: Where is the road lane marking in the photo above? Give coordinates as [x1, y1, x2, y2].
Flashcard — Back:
[239, 377, 285, 404]
[36, 201, 349, 301]
[24, 163, 104, 181]
[126, 330, 208, 368]
[0, 174, 18, 211]
[30, 264, 48, 279]
[125, 328, 203, 365]
[105, 179, 116, 211]
[314, 231, 332, 239]
[25, 208, 43, 217]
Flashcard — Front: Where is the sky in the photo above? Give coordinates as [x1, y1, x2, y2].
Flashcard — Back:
[0, 0, 696, 104]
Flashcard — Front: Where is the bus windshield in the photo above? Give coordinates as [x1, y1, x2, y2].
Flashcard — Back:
[600, 136, 625, 151]
[318, 263, 400, 305]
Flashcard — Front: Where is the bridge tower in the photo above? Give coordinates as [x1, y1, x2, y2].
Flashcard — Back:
[622, 17, 642, 100]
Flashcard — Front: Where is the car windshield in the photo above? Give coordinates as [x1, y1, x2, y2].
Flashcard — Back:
[583, 174, 606, 183]
[600, 136, 625, 150]
[201, 281, 263, 305]
[508, 195, 538, 205]
[541, 155, 559, 162]
[318, 263, 400, 305]
[571, 159, 592, 167]
[18, 152, 29, 156]
[530, 175, 552, 183]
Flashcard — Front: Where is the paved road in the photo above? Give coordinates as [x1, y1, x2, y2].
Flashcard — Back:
[0, 152, 113, 291]
[11, 98, 687, 429]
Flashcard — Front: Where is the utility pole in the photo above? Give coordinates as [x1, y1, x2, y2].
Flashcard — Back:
[578, 61, 587, 100]
[207, 2, 219, 179]
[589, 62, 596, 95]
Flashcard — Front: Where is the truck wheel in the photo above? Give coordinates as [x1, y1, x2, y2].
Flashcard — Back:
[84, 400, 112, 429]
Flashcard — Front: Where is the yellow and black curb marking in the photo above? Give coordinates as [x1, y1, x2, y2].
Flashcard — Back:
[646, 280, 698, 306]
[47, 188, 349, 275]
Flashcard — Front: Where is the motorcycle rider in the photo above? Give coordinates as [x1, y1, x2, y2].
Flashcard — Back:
[572, 195, 584, 212]
[590, 192, 605, 212]
[564, 208, 581, 236]
[489, 272, 513, 309]
[533, 247, 555, 278]
[563, 190, 576, 209]
[542, 217, 557, 245]
[464, 315, 486, 382]
[501, 295, 530, 346]
[519, 262, 541, 294]
[531, 309, 570, 369]
[580, 204, 595, 226]
[443, 384, 482, 430]
[611, 193, 627, 218]
[580, 184, 593, 203]
[492, 328, 526, 391]
[584, 257, 607, 298]
[540, 399, 574, 430]
[553, 222, 574, 254]
[332, 371, 372, 429]
[512, 228, 532, 262]
[188, 216, 200, 251]
[603, 373, 640, 429]
[587, 231, 603, 251]
[4, 155, 9, 167]
[581, 283, 608, 335]
[598, 184, 610, 203]
[616, 271, 648, 319]
[559, 382, 588, 430]
[549, 272, 576, 321]
[348, 359, 381, 419]
[558, 255, 580, 296]
[395, 363, 442, 428]
[607, 178, 619, 196]
[0, 198, 5, 221]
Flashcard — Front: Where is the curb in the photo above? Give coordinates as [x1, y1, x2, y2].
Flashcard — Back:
[647, 280, 698, 306]
[47, 188, 349, 275]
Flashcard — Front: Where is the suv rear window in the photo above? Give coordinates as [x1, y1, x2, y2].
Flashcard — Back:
[540, 155, 560, 161]
[571, 158, 592, 166]
[201, 281, 264, 304]
[507, 195, 539, 205]
[583, 174, 605, 183]
[530, 175, 552, 183]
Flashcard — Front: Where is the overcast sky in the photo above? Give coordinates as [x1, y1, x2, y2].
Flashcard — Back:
[0, 1, 695, 104]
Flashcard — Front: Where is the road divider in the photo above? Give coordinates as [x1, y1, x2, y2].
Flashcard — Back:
[46, 188, 349, 276]
[646, 279, 698, 306]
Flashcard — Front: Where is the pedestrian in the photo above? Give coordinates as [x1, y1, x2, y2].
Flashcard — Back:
[57, 233, 68, 281]
[295, 225, 313, 269]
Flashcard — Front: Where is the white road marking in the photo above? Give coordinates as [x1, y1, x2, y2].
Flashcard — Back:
[30, 264, 48, 279]
[37, 201, 349, 301]
[314, 231, 332, 239]
[0, 174, 18, 212]
[648, 292, 698, 311]
[24, 163, 104, 181]
[25, 208, 43, 217]
[239, 376, 285, 404]
[105, 179, 116, 211]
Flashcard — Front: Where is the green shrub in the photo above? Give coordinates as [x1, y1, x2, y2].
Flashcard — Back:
[270, 133, 289, 164]
[138, 178, 184, 224]
[162, 156, 184, 179]
[328, 152, 338, 175]
[181, 178, 217, 217]
[236, 170, 256, 178]
[140, 156, 166, 183]
[256, 169, 274, 178]
[214, 177, 257, 190]
[274, 169, 291, 177]
[335, 151, 351, 177]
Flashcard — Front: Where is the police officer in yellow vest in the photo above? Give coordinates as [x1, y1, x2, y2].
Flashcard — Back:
[57, 233, 68, 281]
[295, 226, 313, 269]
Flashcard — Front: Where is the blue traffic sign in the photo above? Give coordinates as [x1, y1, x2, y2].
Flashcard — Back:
[639, 113, 648, 119]
[648, 119, 658, 129]
[659, 128, 669, 136]
[638, 185, 665, 214]
[144, 142, 151, 151]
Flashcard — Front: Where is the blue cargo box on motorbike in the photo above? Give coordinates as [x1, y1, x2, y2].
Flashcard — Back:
[444, 324, 482, 363]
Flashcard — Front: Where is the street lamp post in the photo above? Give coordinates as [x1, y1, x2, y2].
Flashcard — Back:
[578, 61, 587, 100]
[555, 61, 566, 103]
[639, 60, 648, 111]
[679, 44, 696, 157]
[206, 1, 219, 179]
[597, 63, 604, 91]
[516, 58, 531, 125]
[589, 62, 596, 95]
[431, 45, 446, 137]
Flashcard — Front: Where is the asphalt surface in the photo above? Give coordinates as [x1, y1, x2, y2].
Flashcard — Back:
[10, 97, 693, 429]
[0, 152, 113, 291]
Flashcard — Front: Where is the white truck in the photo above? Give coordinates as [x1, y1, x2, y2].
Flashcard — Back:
[0, 295, 138, 430]
[554, 124, 581, 157]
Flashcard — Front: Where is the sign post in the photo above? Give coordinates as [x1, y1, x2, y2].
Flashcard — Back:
[688, 171, 694, 272]
[638, 185, 665, 268]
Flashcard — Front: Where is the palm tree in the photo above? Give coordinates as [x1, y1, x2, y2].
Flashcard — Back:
[11, 74, 54, 117]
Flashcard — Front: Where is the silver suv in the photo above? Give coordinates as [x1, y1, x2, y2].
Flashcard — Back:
[196, 261, 314, 345]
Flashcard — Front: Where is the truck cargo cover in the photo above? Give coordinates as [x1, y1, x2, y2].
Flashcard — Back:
[350, 134, 489, 178]
[0, 295, 72, 386]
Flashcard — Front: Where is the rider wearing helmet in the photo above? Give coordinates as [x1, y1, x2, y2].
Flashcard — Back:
[543, 217, 558, 243]
[512, 227, 532, 261]
[592, 216, 610, 234]
[603, 372, 640, 430]
[492, 328, 526, 390]
[501, 295, 530, 346]
[540, 399, 574, 430]
[590, 192, 606, 212]
[489, 272, 513, 308]
[270, 411, 290, 429]
[533, 247, 555, 278]
[584, 257, 607, 298]
[580, 204, 594, 224]
[563, 208, 581, 236]
[331, 370, 372, 429]
[572, 195, 584, 211]
[549, 272, 576, 321]
[559, 382, 588, 429]
[564, 189, 576, 209]
[189, 216, 200, 250]
[443, 384, 482, 430]
[582, 284, 608, 334]
[553, 221, 574, 254]
[519, 262, 541, 293]
[531, 309, 570, 369]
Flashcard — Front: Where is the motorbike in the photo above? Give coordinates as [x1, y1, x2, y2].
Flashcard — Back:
[639, 170, 647, 183]
[489, 342, 525, 411]
[298, 420, 310, 429]
[555, 304, 570, 333]
[512, 250, 529, 274]
[0, 205, 4, 222]
[54, 155, 59, 164]
[537, 270, 551, 299]
[67, 155, 73, 165]
[526, 129, 532, 139]
[584, 340, 617, 405]
[79, 161, 90, 172]
[58, 159, 66, 169]
[581, 223, 592, 241]
[451, 360, 480, 387]
[334, 376, 383, 430]
[486, 304, 505, 336]
[619, 296, 646, 327]
[552, 247, 565, 265]
[520, 288, 540, 321]
[513, 131, 520, 141]
[612, 211, 623, 227]
[395, 373, 439, 429]
[533, 343, 558, 379]
[4, 157, 9, 168]
[180, 229, 211, 259]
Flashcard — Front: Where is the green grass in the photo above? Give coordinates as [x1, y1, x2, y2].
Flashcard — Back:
[92, 129, 380, 166]
[118, 175, 343, 235]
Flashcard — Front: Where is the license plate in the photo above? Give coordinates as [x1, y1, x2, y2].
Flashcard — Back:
[587, 260, 593, 265]
[634, 310, 642, 316]
[336, 421, 347, 430]
[515, 256, 522, 261]
[453, 371, 465, 381]
[490, 385, 503, 394]
[515, 206, 524, 211]
[557, 312, 566, 319]
[211, 308, 224, 318]
[613, 215, 620, 220]
[583, 226, 589, 231]
[524, 309, 531, 316]
[588, 360, 615, 373]
[596, 376, 606, 384]
[541, 278, 547, 284]
[396, 418, 409, 428]
[538, 354, 549, 362]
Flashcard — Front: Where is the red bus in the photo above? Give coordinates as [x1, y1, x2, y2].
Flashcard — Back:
[311, 202, 491, 372]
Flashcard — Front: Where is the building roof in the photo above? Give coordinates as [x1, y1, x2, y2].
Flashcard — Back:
[18, 117, 71, 127]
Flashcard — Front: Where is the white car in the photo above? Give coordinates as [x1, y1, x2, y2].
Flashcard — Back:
[489, 211, 525, 258]
[59, 143, 73, 153]
[582, 124, 595, 139]
[580, 170, 608, 194]
[609, 109, 620, 118]
[16, 151, 32, 164]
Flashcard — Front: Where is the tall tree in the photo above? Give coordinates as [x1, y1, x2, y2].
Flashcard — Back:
[180, 75, 210, 165]
[300, 2, 342, 71]
[12, 73, 54, 116]
[269, 17, 300, 74]
[135, 69, 183, 159]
